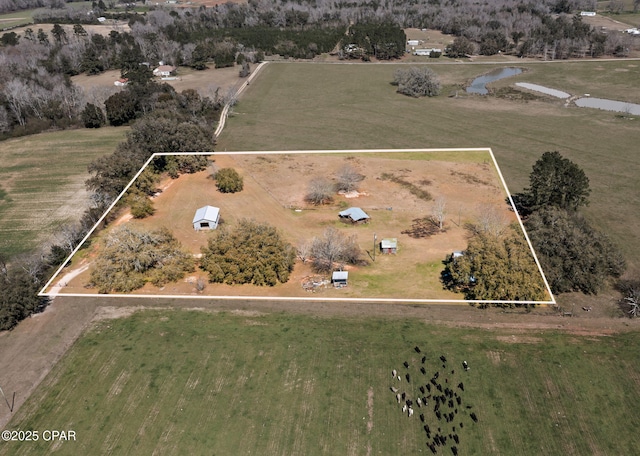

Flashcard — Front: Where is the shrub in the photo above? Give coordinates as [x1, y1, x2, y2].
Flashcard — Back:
[214, 168, 244, 193]
[392, 67, 441, 98]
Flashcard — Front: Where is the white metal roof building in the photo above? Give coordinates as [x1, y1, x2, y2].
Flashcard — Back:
[192, 206, 220, 230]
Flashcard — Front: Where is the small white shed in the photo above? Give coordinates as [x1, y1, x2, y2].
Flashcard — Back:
[193, 206, 220, 231]
[332, 271, 348, 287]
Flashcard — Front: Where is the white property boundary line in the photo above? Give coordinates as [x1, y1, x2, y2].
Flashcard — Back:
[40, 148, 556, 306]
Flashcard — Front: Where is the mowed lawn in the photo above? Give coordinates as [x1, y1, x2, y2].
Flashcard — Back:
[0, 128, 127, 258]
[216, 61, 640, 274]
[2, 309, 639, 455]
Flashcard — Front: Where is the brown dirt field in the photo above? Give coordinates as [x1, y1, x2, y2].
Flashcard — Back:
[53, 151, 530, 301]
[71, 65, 245, 95]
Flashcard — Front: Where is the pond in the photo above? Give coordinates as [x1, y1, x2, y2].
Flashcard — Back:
[514, 82, 640, 115]
[574, 97, 640, 115]
[466, 67, 523, 95]
[514, 82, 570, 99]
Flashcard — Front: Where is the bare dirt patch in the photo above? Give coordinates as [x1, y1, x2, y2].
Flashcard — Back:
[495, 335, 543, 344]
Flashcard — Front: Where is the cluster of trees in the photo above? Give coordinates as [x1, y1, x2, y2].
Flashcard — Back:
[514, 151, 626, 295]
[200, 219, 296, 286]
[89, 226, 194, 293]
[305, 164, 365, 205]
[0, 257, 50, 331]
[443, 226, 548, 302]
[86, 86, 218, 205]
[392, 66, 441, 98]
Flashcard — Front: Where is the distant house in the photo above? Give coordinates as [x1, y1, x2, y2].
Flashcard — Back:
[332, 271, 348, 287]
[153, 65, 177, 77]
[339, 207, 370, 224]
[114, 78, 128, 86]
[192, 206, 220, 231]
[414, 48, 442, 56]
[580, 11, 596, 16]
[380, 238, 398, 254]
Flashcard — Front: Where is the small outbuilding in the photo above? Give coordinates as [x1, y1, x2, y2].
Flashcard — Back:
[193, 206, 220, 231]
[380, 238, 398, 254]
[332, 271, 348, 288]
[339, 207, 370, 224]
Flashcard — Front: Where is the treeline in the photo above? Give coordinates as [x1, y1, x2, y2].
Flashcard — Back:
[0, 77, 218, 328]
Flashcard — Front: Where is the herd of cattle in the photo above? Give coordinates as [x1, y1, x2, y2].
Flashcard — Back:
[390, 346, 477, 454]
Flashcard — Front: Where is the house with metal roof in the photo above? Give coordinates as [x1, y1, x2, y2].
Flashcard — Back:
[192, 206, 220, 230]
[338, 207, 370, 224]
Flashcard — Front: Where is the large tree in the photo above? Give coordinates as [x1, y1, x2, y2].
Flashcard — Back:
[309, 227, 363, 273]
[443, 226, 548, 302]
[90, 226, 194, 293]
[392, 66, 441, 98]
[525, 207, 626, 294]
[516, 151, 591, 213]
[200, 219, 296, 286]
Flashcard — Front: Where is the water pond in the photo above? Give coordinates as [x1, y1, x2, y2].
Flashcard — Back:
[574, 97, 640, 115]
[466, 67, 523, 95]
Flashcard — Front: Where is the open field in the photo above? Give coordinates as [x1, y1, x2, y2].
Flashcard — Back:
[0, 128, 127, 259]
[1, 307, 639, 455]
[52, 149, 548, 301]
[216, 62, 640, 278]
[0, 11, 35, 30]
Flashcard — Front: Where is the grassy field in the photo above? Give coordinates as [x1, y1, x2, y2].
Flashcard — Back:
[217, 61, 640, 275]
[0, 10, 35, 29]
[0, 128, 127, 259]
[1, 308, 639, 455]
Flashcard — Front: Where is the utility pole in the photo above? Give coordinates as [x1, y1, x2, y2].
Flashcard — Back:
[373, 233, 377, 261]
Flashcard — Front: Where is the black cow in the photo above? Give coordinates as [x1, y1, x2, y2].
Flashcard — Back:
[415, 346, 421, 353]
[440, 355, 447, 363]
[470, 412, 478, 422]
[451, 446, 458, 456]
[422, 356, 427, 364]
[406, 373, 411, 383]
[456, 396, 462, 405]
[421, 367, 427, 375]
[404, 361, 409, 369]
[460, 422, 464, 428]
[420, 386, 425, 394]
[458, 382, 464, 391]
[435, 410, 442, 420]
[453, 434, 459, 444]
[427, 383, 432, 391]
[420, 413, 425, 422]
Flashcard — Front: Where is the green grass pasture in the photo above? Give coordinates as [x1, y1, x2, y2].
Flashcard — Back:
[218, 62, 640, 273]
[2, 309, 639, 455]
[0, 10, 35, 29]
[0, 128, 126, 259]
